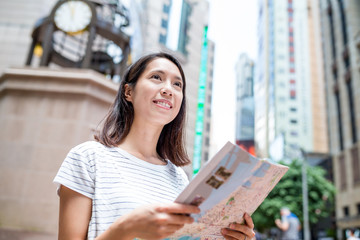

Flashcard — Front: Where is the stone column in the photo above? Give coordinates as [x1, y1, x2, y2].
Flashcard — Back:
[0, 67, 118, 234]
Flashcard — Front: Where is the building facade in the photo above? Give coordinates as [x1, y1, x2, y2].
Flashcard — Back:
[235, 53, 255, 155]
[255, 0, 328, 158]
[320, 0, 360, 238]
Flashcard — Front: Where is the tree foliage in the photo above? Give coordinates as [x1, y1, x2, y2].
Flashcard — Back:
[252, 159, 336, 232]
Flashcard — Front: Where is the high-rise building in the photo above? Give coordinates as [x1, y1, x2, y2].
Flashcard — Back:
[255, 0, 328, 158]
[235, 53, 255, 156]
[320, 0, 360, 237]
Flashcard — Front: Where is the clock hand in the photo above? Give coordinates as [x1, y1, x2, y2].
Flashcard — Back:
[69, 1, 75, 20]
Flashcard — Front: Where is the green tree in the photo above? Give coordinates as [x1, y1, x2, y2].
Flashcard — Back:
[252, 159, 335, 232]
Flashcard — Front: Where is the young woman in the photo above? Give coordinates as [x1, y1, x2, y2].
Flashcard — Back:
[54, 52, 255, 240]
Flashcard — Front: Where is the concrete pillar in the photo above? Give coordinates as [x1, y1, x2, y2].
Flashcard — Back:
[0, 67, 117, 234]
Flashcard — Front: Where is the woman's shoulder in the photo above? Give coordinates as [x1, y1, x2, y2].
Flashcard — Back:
[67, 141, 114, 159]
[71, 141, 106, 152]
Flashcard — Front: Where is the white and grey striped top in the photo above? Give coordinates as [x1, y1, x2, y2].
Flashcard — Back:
[53, 141, 189, 239]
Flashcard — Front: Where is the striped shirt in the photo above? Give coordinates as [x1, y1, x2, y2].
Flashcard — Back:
[53, 141, 189, 239]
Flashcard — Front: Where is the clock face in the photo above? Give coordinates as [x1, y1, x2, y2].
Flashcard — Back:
[54, 1, 92, 34]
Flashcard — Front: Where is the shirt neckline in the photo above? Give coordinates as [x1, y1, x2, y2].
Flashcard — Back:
[112, 146, 170, 169]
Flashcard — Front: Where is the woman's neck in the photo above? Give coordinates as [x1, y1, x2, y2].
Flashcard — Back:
[118, 121, 165, 165]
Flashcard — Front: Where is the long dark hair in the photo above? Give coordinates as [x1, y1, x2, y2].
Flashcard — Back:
[95, 52, 190, 166]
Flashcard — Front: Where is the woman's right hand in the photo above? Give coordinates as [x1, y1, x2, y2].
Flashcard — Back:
[97, 203, 200, 240]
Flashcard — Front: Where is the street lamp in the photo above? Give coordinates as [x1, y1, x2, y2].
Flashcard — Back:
[300, 148, 310, 240]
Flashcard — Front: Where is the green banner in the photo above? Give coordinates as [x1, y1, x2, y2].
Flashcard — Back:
[192, 25, 208, 175]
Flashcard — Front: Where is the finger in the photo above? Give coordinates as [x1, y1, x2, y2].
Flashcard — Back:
[222, 228, 245, 240]
[156, 203, 200, 215]
[154, 212, 194, 226]
[244, 213, 255, 229]
[228, 223, 255, 238]
[162, 223, 185, 233]
[167, 213, 195, 225]
[224, 236, 238, 240]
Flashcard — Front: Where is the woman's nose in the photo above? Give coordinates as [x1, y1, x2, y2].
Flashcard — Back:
[160, 81, 173, 96]
[161, 85, 172, 96]
[161, 88, 173, 96]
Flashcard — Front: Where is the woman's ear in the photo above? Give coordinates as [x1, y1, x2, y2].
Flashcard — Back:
[124, 84, 132, 102]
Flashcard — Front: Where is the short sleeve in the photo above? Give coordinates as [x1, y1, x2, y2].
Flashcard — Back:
[53, 143, 95, 199]
[281, 215, 288, 223]
[177, 166, 190, 190]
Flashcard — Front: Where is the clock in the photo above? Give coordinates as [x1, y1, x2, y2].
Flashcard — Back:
[54, 0, 93, 34]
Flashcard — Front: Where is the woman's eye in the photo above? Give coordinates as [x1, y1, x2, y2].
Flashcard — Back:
[174, 82, 183, 88]
[151, 74, 161, 80]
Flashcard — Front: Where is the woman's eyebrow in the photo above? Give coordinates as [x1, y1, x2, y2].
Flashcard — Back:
[150, 69, 183, 81]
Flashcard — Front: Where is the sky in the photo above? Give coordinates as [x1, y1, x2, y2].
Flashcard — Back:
[207, 1, 258, 155]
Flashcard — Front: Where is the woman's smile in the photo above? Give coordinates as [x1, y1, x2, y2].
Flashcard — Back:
[153, 99, 173, 109]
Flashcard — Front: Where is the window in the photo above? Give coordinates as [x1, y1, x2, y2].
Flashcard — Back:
[205, 137, 210, 146]
[161, 19, 168, 28]
[333, 68, 337, 80]
[162, 4, 170, 14]
[339, 154, 347, 190]
[208, 80, 213, 90]
[204, 151, 209, 162]
[343, 206, 349, 217]
[290, 107, 297, 112]
[290, 131, 298, 136]
[206, 122, 210, 131]
[357, 203, 360, 215]
[159, 34, 166, 45]
[346, 79, 357, 144]
[335, 93, 344, 150]
[290, 119, 297, 124]
[338, 0, 348, 46]
[290, 90, 296, 99]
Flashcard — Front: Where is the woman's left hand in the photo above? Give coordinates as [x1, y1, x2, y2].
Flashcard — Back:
[221, 213, 256, 240]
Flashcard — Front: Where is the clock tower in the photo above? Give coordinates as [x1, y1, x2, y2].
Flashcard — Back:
[26, 0, 131, 81]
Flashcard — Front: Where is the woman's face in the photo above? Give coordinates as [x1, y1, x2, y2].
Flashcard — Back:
[125, 57, 184, 127]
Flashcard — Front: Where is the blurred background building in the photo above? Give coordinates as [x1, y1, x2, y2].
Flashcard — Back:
[254, 0, 328, 159]
[239, 0, 359, 239]
[0, 0, 214, 235]
[235, 53, 255, 156]
[320, 0, 360, 238]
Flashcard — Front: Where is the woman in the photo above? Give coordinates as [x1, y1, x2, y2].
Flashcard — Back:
[54, 52, 255, 240]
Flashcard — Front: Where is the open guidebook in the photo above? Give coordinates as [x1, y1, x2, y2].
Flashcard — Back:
[170, 141, 289, 239]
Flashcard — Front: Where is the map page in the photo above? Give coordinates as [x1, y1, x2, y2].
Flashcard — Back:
[170, 141, 289, 239]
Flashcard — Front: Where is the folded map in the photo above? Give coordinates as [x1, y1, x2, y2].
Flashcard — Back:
[171, 141, 289, 239]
